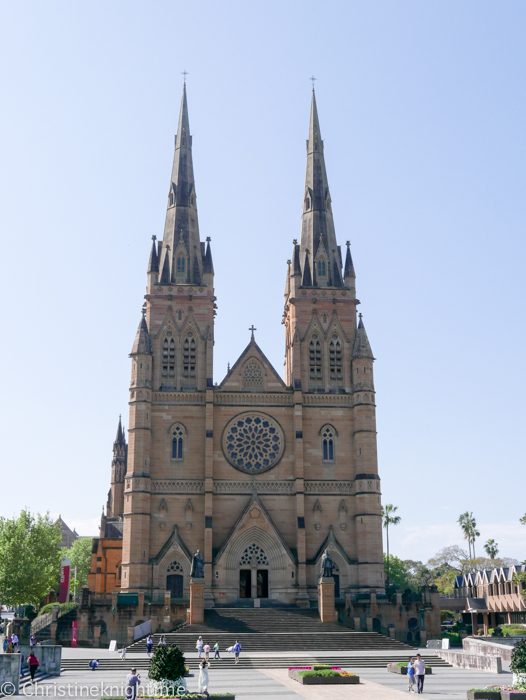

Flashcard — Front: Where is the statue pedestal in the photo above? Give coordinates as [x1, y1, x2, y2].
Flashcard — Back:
[318, 577, 336, 623]
[188, 578, 205, 625]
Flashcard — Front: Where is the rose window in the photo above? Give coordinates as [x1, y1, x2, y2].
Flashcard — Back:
[222, 412, 285, 474]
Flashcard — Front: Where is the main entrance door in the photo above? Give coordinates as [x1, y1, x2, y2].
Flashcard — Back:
[257, 570, 268, 598]
[167, 574, 183, 598]
[239, 570, 252, 598]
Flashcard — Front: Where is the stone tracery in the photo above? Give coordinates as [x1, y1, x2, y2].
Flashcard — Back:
[222, 413, 285, 474]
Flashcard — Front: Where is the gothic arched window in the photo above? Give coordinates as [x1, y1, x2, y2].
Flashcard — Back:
[171, 424, 184, 460]
[329, 335, 342, 386]
[243, 360, 263, 390]
[322, 425, 335, 461]
[309, 334, 322, 389]
[183, 333, 196, 378]
[176, 257, 185, 274]
[162, 332, 175, 379]
[317, 259, 326, 277]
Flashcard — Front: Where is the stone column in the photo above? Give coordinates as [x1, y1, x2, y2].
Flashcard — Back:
[163, 590, 171, 630]
[189, 578, 205, 625]
[318, 577, 336, 623]
[483, 612, 489, 636]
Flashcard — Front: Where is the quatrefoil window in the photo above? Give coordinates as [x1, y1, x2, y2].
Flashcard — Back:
[222, 412, 285, 474]
[167, 560, 184, 573]
[240, 544, 268, 567]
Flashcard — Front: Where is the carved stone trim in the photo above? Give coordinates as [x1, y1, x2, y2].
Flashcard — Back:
[152, 480, 204, 493]
[305, 480, 353, 494]
[214, 480, 294, 494]
[214, 393, 293, 406]
[302, 394, 352, 406]
[153, 392, 206, 404]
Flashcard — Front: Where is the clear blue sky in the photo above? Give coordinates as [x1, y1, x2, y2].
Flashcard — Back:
[1, 1, 525, 564]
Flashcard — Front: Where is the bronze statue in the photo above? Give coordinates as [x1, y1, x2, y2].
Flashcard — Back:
[320, 549, 334, 578]
[191, 549, 204, 578]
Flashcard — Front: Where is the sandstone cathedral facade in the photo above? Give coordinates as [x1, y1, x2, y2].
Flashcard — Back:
[89, 85, 389, 618]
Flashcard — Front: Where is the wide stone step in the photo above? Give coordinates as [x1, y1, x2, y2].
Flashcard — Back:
[60, 656, 450, 671]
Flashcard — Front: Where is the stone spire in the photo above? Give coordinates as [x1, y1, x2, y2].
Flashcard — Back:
[130, 311, 152, 355]
[115, 414, 125, 446]
[157, 83, 204, 286]
[352, 314, 374, 360]
[299, 89, 343, 288]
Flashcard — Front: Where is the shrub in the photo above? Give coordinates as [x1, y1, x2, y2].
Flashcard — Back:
[511, 639, 526, 675]
[38, 602, 77, 617]
[298, 670, 341, 678]
[149, 645, 186, 682]
[313, 665, 332, 670]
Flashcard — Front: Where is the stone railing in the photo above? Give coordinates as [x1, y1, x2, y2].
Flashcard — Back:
[153, 392, 206, 404]
[31, 612, 53, 635]
[214, 393, 293, 405]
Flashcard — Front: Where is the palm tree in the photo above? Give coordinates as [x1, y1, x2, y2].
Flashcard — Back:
[484, 539, 499, 560]
[468, 516, 480, 559]
[458, 512, 472, 559]
[382, 504, 401, 586]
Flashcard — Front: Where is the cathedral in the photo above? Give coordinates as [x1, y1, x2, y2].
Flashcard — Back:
[87, 83, 424, 639]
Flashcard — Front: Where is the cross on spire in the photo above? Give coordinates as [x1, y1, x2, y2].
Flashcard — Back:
[182, 69, 189, 84]
[249, 325, 257, 340]
[310, 75, 317, 89]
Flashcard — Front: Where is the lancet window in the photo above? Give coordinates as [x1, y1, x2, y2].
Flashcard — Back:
[317, 259, 326, 278]
[309, 335, 322, 390]
[329, 335, 342, 387]
[171, 425, 184, 460]
[322, 426, 335, 461]
[162, 332, 175, 378]
[183, 333, 196, 378]
[176, 257, 185, 275]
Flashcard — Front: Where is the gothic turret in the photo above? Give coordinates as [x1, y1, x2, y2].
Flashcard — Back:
[156, 84, 204, 287]
[106, 415, 127, 518]
[352, 314, 374, 360]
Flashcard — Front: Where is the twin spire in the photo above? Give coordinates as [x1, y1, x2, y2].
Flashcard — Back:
[149, 84, 357, 298]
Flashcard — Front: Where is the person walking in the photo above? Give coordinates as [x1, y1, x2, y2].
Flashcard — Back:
[414, 654, 425, 694]
[198, 659, 210, 694]
[12, 634, 18, 651]
[234, 640, 241, 665]
[146, 635, 153, 657]
[159, 635, 167, 647]
[407, 657, 415, 692]
[29, 635, 36, 648]
[27, 651, 40, 682]
[120, 646, 127, 661]
[203, 642, 210, 662]
[196, 636, 203, 658]
[213, 642, 220, 660]
[125, 667, 141, 700]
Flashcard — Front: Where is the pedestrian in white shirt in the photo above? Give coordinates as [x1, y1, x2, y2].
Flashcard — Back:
[414, 654, 426, 694]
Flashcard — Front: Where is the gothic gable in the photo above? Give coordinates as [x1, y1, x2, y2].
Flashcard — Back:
[213, 494, 296, 568]
[218, 340, 288, 392]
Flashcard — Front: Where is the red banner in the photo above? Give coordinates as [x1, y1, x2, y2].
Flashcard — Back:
[59, 557, 71, 604]
[71, 621, 77, 648]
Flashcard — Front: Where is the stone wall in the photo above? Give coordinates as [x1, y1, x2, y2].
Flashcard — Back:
[19, 645, 62, 675]
[463, 637, 514, 664]
[0, 654, 21, 695]
[436, 649, 502, 673]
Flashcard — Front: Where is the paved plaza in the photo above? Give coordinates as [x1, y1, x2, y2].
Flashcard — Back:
[9, 649, 510, 700]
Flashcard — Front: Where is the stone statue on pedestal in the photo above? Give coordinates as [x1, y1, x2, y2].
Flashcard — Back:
[191, 549, 204, 578]
[320, 549, 334, 578]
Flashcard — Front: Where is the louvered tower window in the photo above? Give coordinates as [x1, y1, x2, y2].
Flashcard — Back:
[329, 335, 342, 387]
[162, 333, 175, 378]
[309, 335, 322, 390]
[183, 333, 196, 378]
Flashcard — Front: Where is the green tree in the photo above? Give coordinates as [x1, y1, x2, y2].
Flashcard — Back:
[63, 538, 93, 598]
[484, 539, 499, 560]
[520, 514, 526, 526]
[0, 509, 61, 606]
[381, 504, 401, 586]
[383, 554, 411, 592]
[403, 560, 433, 589]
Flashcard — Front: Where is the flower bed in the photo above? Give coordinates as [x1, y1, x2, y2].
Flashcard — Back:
[387, 663, 432, 675]
[288, 668, 359, 685]
[467, 691, 502, 700]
